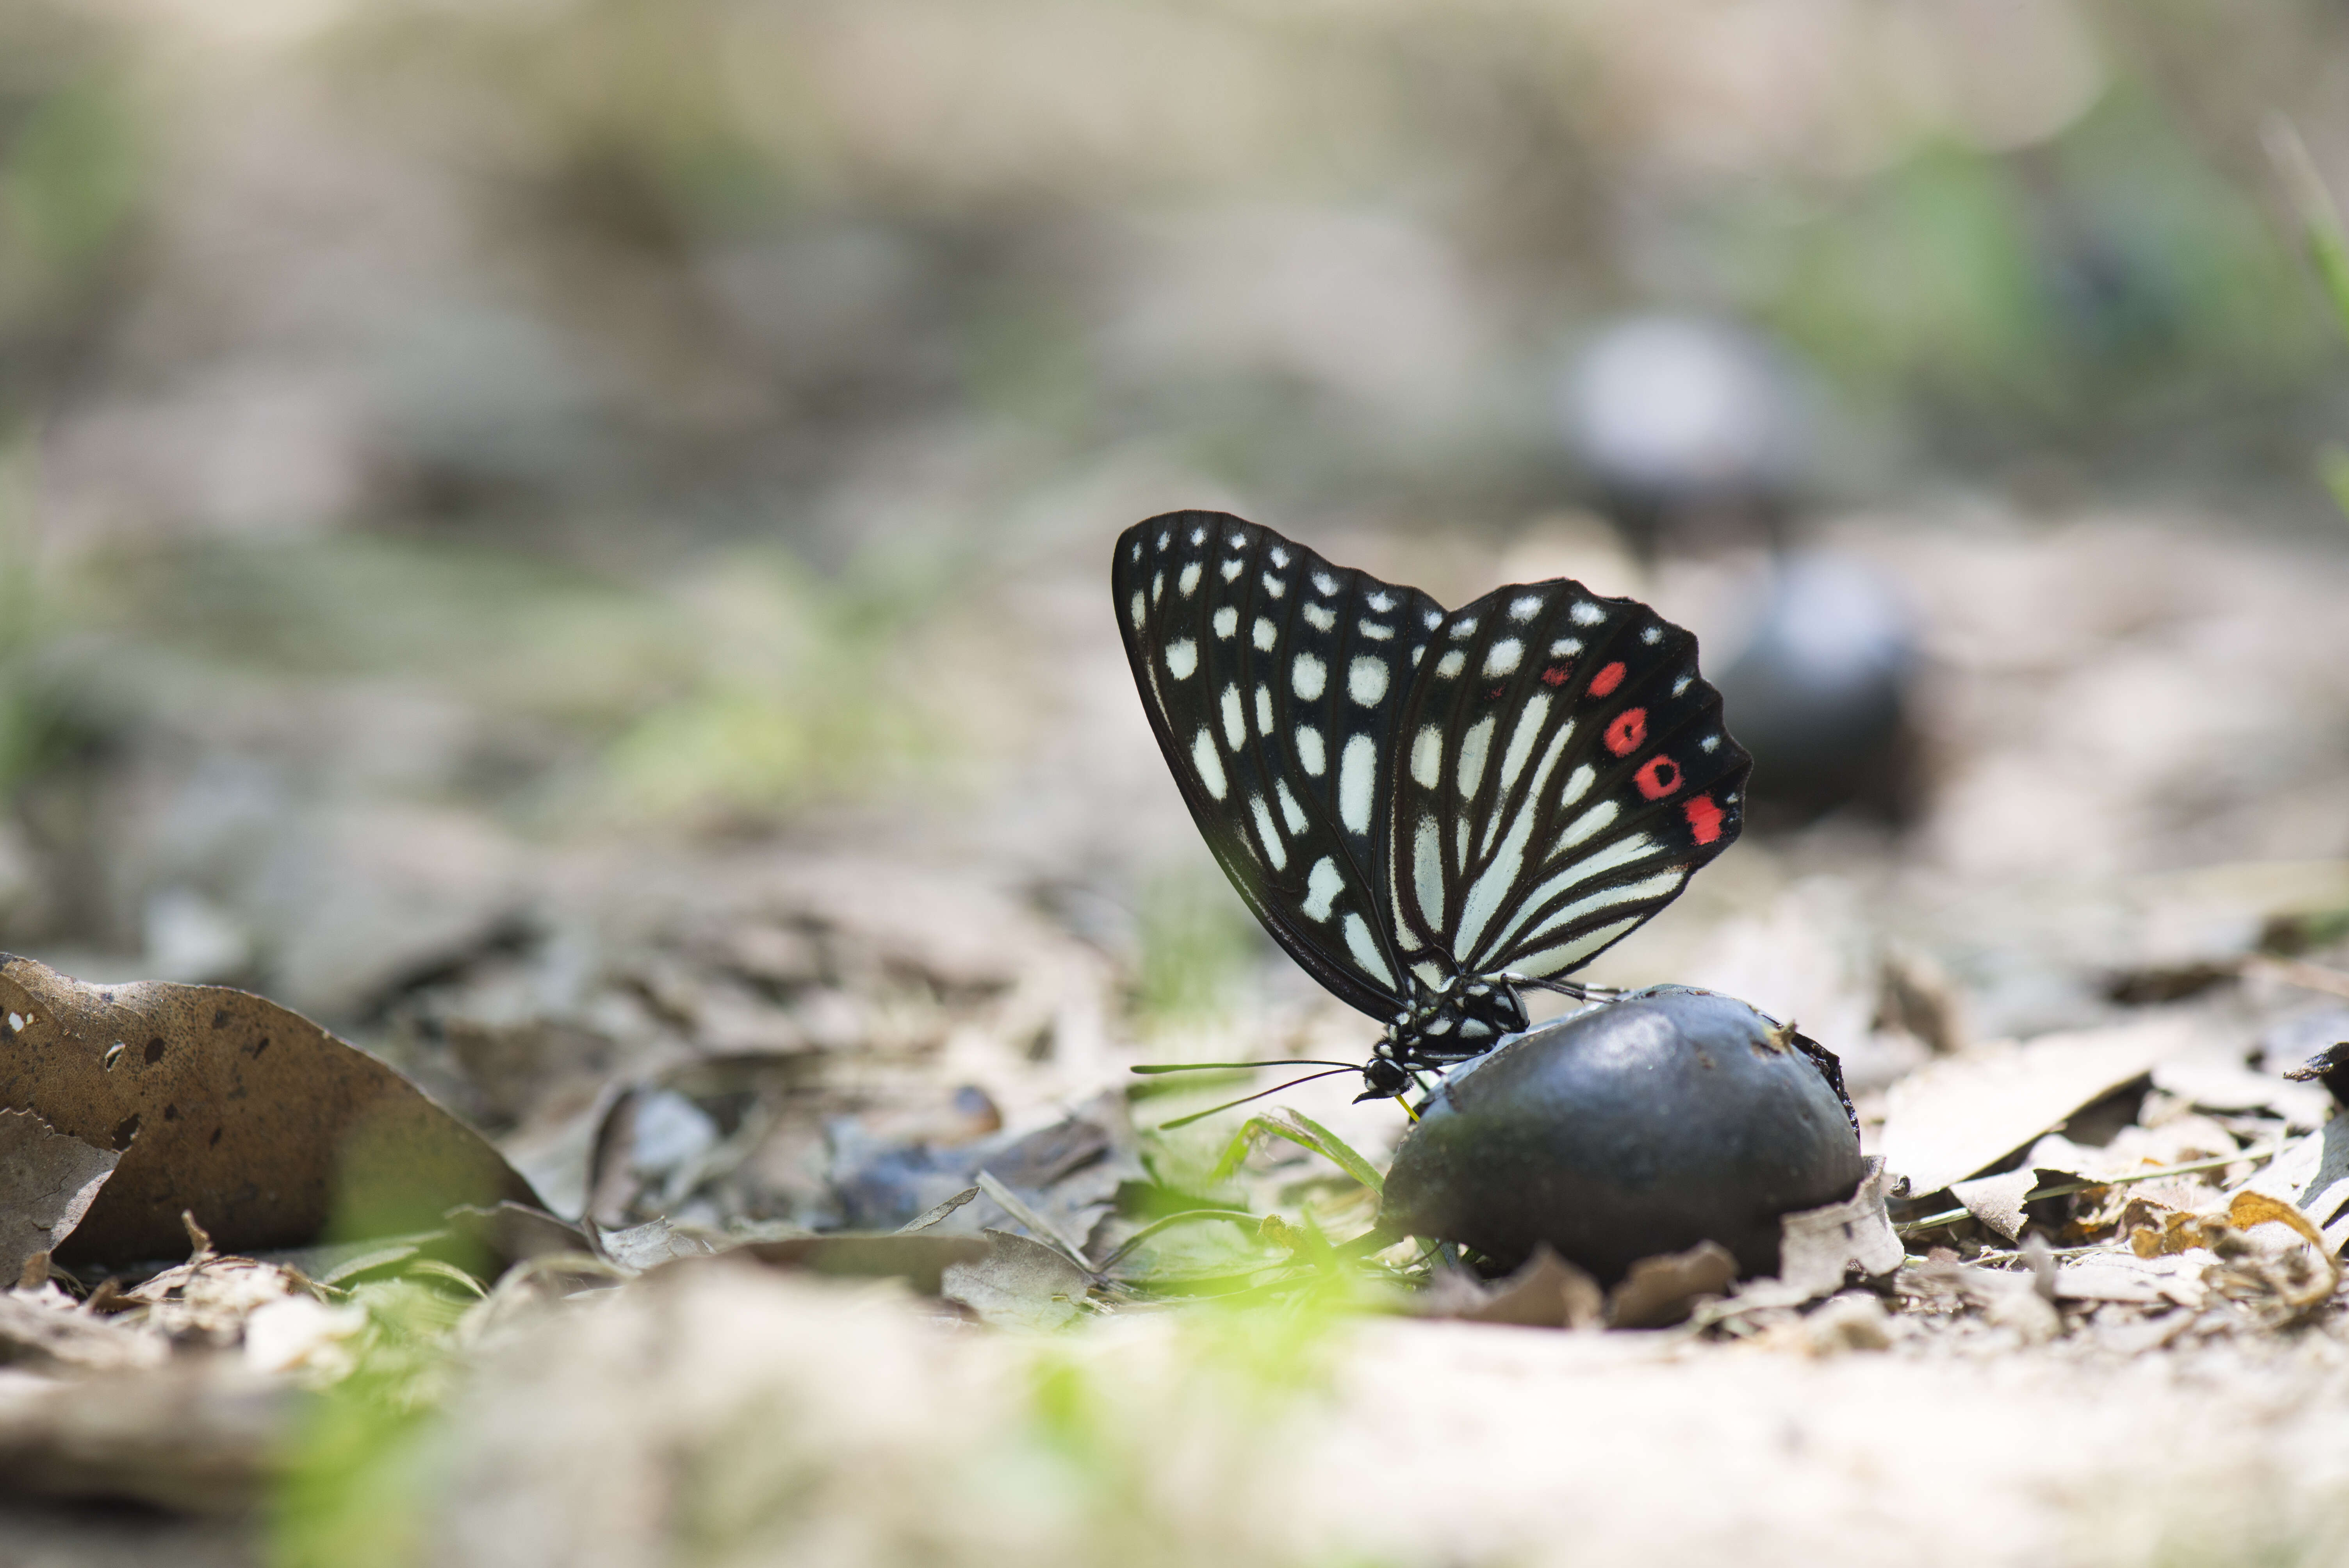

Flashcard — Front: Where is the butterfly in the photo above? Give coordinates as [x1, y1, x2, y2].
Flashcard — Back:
[1115, 510, 1750, 1109]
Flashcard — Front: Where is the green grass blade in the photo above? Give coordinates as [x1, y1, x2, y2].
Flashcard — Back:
[1269, 1109, 1385, 1197]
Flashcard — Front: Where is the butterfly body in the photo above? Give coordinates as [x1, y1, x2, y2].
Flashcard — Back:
[1115, 510, 1750, 1102]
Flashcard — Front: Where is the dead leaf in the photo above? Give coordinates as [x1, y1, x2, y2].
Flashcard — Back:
[0, 956, 537, 1264]
[1950, 1168, 2037, 1243]
[1757, 1157, 1905, 1303]
[940, 1229, 1093, 1330]
[594, 1216, 719, 1273]
[0, 1359, 293, 1514]
[1606, 1240, 1737, 1329]
[2242, 1116, 2349, 1253]
[0, 1108, 120, 1284]
[0, 1292, 168, 1372]
[1461, 1246, 1606, 1329]
[716, 1233, 991, 1294]
[1878, 1016, 2201, 1198]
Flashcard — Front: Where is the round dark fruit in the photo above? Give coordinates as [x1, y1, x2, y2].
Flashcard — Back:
[1379, 987, 1863, 1286]
[1711, 551, 1920, 825]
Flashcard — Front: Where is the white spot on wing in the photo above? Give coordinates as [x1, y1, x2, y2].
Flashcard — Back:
[1570, 601, 1605, 626]
[1672, 674, 1691, 696]
[1165, 640, 1198, 680]
[1276, 779, 1307, 833]
[1253, 617, 1278, 650]
[1359, 621, 1394, 640]
[1303, 603, 1337, 633]
[1313, 571, 1339, 596]
[1347, 657, 1389, 707]
[1301, 858, 1343, 921]
[1412, 815, 1445, 925]
[1367, 590, 1395, 611]
[1297, 725, 1326, 775]
[1550, 637, 1582, 657]
[1343, 914, 1395, 987]
[1510, 594, 1543, 622]
[1424, 609, 1443, 629]
[1483, 639, 1522, 678]
[1435, 650, 1465, 679]
[1221, 684, 1245, 750]
[1559, 763, 1595, 804]
[1256, 684, 1274, 735]
[1250, 795, 1288, 871]
[1478, 838, 1661, 963]
[1222, 559, 1244, 581]
[1641, 625, 1662, 644]
[1506, 916, 1642, 981]
[1130, 540, 1142, 561]
[1192, 731, 1227, 799]
[1213, 606, 1238, 638]
[1262, 574, 1287, 599]
[1456, 715, 1495, 800]
[1339, 734, 1377, 833]
[1292, 652, 1327, 701]
[1190, 526, 1207, 545]
[1700, 734, 1720, 753]
[1496, 693, 1551, 795]
[1269, 546, 1290, 567]
[1179, 562, 1201, 597]
[1447, 618, 1479, 640]
[1129, 591, 1146, 630]
[1410, 725, 1443, 789]
[1558, 798, 1618, 849]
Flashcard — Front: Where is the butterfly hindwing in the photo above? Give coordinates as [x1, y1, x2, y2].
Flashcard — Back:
[1387, 578, 1750, 983]
[1114, 511, 1442, 1021]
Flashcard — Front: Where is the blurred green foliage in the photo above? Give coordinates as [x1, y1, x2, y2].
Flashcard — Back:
[271, 1279, 473, 1568]
[1763, 91, 2319, 443]
[0, 3, 146, 414]
[1133, 861, 1259, 1029]
[2269, 118, 2349, 520]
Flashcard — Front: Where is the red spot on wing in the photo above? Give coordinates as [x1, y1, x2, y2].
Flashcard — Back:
[1540, 663, 1573, 687]
[1634, 755, 1682, 800]
[1604, 707, 1647, 756]
[1588, 661, 1627, 697]
[1684, 794, 1725, 845]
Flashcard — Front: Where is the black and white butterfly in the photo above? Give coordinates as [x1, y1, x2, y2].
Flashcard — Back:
[1115, 510, 1751, 1103]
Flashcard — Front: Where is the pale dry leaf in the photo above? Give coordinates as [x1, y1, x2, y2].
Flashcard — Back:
[941, 1229, 1093, 1330]
[1878, 1016, 2203, 1198]
[0, 1108, 120, 1283]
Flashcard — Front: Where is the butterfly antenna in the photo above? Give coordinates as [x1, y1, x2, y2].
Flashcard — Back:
[1129, 1059, 1358, 1075]
[1155, 1068, 1360, 1130]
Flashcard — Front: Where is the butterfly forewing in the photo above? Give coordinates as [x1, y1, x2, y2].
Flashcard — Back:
[1387, 579, 1750, 984]
[1114, 511, 1442, 1020]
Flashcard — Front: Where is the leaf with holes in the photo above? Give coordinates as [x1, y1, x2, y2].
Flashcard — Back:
[0, 955, 538, 1264]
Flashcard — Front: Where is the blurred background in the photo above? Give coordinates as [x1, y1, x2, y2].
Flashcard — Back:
[4, 0, 2349, 1169]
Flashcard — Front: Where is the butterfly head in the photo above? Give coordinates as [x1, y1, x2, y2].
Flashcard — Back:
[1354, 971, 1530, 1099]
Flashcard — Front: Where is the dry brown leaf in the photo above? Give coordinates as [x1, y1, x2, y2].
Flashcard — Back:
[0, 1108, 120, 1284]
[1606, 1240, 1737, 1329]
[1461, 1245, 1606, 1330]
[0, 956, 538, 1264]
